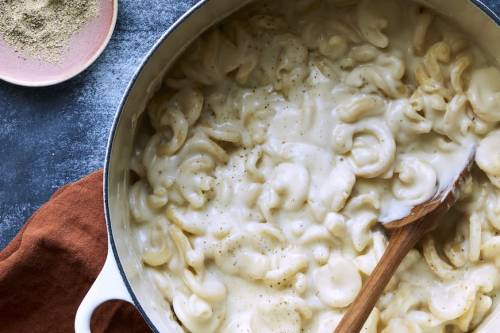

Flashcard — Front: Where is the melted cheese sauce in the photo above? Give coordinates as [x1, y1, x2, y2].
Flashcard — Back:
[129, 0, 500, 332]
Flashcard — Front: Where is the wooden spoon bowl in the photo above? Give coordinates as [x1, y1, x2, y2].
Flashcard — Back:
[334, 147, 476, 333]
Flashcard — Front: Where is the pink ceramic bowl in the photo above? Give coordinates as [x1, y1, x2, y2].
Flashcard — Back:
[0, 0, 118, 87]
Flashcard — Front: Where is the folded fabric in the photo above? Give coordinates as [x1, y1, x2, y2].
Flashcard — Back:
[0, 170, 150, 333]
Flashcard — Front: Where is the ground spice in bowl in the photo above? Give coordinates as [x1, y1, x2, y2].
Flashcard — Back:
[0, 0, 98, 63]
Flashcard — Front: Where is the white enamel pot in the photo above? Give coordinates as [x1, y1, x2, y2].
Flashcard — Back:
[74, 0, 500, 332]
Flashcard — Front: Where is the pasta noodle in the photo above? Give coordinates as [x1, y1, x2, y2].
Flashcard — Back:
[128, 0, 500, 331]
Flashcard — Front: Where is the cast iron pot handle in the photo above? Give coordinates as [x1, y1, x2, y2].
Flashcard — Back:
[74, 245, 132, 333]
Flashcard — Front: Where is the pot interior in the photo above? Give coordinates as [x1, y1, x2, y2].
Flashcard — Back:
[105, 0, 500, 331]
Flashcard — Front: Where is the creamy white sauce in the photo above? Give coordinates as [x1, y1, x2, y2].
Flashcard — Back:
[129, 0, 500, 332]
[379, 138, 476, 223]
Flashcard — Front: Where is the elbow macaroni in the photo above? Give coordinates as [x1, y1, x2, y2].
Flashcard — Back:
[129, 0, 500, 331]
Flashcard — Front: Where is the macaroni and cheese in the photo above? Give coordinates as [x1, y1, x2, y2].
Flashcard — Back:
[128, 0, 500, 332]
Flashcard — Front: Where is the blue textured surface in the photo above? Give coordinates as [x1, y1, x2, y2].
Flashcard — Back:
[0, 0, 499, 250]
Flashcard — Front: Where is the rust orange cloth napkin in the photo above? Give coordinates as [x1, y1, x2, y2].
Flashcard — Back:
[0, 170, 151, 333]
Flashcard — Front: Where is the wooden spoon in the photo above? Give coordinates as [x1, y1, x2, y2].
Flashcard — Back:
[335, 147, 476, 333]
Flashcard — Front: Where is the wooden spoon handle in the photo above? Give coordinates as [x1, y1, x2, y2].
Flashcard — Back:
[334, 222, 425, 333]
